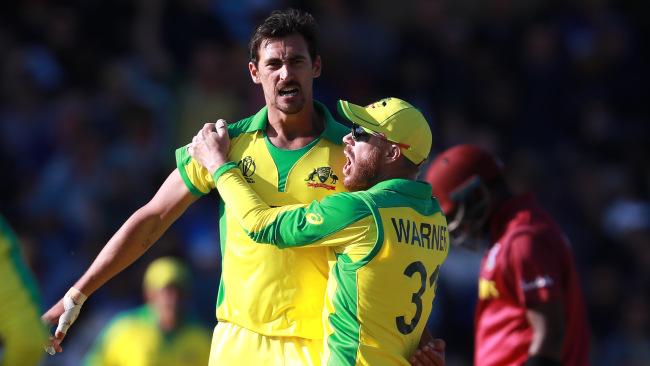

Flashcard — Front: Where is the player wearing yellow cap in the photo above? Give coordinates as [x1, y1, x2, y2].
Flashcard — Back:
[0, 215, 47, 366]
[189, 97, 450, 365]
[82, 257, 210, 366]
[43, 9, 446, 366]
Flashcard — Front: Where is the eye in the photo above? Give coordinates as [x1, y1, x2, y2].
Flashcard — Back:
[266, 60, 282, 69]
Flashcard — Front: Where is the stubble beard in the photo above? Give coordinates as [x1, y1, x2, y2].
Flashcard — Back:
[343, 146, 382, 192]
[274, 82, 305, 114]
[275, 96, 305, 114]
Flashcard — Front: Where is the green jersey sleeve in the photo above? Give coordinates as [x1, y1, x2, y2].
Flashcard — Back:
[214, 165, 372, 248]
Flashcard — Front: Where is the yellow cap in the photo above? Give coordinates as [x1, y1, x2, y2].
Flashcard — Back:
[337, 97, 432, 165]
[143, 257, 190, 291]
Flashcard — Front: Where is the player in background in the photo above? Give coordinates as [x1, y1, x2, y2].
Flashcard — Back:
[188, 97, 449, 365]
[42, 8, 445, 366]
[82, 256, 210, 366]
[0, 215, 47, 366]
[424, 144, 590, 366]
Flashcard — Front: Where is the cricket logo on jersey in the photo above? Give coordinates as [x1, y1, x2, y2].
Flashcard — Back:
[238, 156, 256, 183]
[305, 167, 338, 190]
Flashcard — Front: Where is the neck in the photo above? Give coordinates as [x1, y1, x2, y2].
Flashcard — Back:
[266, 102, 323, 149]
[484, 185, 514, 237]
[158, 311, 179, 332]
[368, 165, 416, 188]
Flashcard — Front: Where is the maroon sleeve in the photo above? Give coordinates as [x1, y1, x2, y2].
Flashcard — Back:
[507, 229, 564, 306]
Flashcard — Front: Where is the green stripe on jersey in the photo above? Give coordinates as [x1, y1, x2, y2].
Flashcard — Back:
[216, 200, 227, 308]
[264, 135, 320, 192]
[343, 191, 385, 270]
[226, 110, 265, 139]
[0, 215, 42, 309]
[327, 254, 360, 366]
[175, 146, 206, 197]
[257, 193, 371, 248]
[369, 179, 440, 216]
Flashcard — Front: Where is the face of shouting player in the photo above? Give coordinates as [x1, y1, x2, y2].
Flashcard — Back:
[341, 131, 386, 192]
[249, 34, 321, 115]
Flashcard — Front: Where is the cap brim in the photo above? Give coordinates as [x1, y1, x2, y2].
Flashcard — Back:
[337, 100, 381, 131]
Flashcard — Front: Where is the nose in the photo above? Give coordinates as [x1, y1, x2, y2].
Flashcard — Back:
[342, 132, 354, 145]
[279, 64, 290, 81]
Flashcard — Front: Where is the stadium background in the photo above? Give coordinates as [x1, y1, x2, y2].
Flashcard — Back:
[1, 0, 648, 365]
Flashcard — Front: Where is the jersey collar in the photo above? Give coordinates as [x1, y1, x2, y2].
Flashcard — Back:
[248, 100, 345, 142]
[369, 179, 433, 200]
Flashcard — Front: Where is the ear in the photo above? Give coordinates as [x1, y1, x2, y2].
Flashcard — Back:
[249, 62, 261, 84]
[385, 144, 402, 164]
[312, 55, 322, 78]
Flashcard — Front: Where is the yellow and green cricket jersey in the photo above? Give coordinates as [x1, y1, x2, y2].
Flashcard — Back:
[82, 305, 211, 366]
[0, 215, 47, 366]
[175, 101, 349, 339]
[213, 165, 450, 366]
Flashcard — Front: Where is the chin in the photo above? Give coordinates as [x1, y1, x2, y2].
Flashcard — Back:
[276, 99, 305, 114]
[343, 176, 370, 192]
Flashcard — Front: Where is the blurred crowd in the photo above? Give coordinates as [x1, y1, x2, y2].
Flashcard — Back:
[0, 0, 648, 365]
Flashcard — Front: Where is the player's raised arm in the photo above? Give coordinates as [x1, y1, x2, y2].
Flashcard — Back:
[189, 120, 369, 249]
[41, 169, 198, 354]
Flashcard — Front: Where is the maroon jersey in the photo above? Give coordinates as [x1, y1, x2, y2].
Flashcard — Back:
[474, 194, 590, 366]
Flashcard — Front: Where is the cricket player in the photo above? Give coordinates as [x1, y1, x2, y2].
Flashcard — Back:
[188, 97, 449, 365]
[0, 215, 47, 366]
[42, 9, 445, 365]
[82, 257, 210, 366]
[425, 145, 590, 366]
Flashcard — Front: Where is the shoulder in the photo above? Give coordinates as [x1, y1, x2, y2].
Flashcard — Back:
[227, 107, 267, 139]
[502, 221, 568, 262]
[321, 119, 349, 145]
[227, 116, 260, 139]
[320, 191, 372, 213]
[299, 192, 373, 230]
[316, 100, 349, 145]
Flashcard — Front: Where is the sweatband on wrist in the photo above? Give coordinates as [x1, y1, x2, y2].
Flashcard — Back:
[212, 161, 238, 183]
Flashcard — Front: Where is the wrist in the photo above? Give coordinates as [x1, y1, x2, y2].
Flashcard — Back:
[212, 161, 238, 183]
[65, 287, 88, 306]
[207, 158, 229, 174]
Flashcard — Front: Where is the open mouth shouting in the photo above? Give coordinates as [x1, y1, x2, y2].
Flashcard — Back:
[343, 148, 353, 176]
[278, 84, 300, 98]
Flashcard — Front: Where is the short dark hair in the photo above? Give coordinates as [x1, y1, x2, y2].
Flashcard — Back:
[248, 8, 319, 65]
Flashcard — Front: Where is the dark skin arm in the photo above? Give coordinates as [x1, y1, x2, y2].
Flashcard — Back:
[526, 301, 565, 361]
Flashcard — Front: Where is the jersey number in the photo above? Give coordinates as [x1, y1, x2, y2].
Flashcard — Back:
[395, 261, 440, 335]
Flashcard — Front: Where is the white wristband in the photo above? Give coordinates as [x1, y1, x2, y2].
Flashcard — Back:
[55, 287, 87, 335]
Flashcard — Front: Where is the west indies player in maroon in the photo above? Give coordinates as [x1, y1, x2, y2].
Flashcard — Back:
[425, 145, 590, 366]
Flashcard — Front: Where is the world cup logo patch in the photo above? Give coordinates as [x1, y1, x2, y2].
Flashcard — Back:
[305, 167, 338, 190]
[238, 156, 256, 183]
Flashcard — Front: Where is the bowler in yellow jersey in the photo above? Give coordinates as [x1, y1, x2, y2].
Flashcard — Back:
[43, 9, 446, 366]
[188, 97, 449, 365]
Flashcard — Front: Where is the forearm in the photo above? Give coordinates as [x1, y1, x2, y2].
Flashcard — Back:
[526, 303, 564, 362]
[73, 169, 196, 297]
[215, 164, 296, 242]
[528, 329, 564, 360]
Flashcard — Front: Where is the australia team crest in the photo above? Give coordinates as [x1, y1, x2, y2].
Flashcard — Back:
[305, 167, 338, 190]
